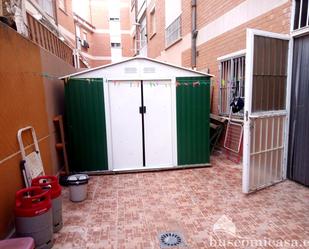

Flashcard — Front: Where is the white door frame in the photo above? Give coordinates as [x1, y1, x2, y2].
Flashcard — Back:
[103, 79, 114, 170]
[171, 77, 178, 166]
[242, 28, 293, 193]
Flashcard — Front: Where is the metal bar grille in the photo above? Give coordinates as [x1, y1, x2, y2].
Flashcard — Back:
[224, 121, 243, 153]
[293, 0, 309, 30]
[165, 15, 181, 47]
[26, 13, 74, 66]
[249, 116, 285, 191]
[219, 55, 245, 115]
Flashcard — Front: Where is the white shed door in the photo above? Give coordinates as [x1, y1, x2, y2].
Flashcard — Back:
[108, 81, 143, 169]
[143, 81, 174, 167]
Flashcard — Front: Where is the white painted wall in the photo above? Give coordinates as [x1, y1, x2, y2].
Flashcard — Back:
[165, 0, 182, 27]
[111, 48, 122, 62]
[72, 0, 90, 21]
[108, 0, 122, 62]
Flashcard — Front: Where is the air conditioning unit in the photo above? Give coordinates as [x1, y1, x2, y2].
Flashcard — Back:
[81, 39, 89, 49]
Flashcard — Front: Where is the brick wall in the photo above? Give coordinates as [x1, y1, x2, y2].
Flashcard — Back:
[72, 0, 131, 66]
[91, 33, 111, 56]
[56, 0, 75, 35]
[90, 59, 111, 67]
[146, 0, 166, 58]
[196, 0, 246, 30]
[82, 32, 111, 67]
[121, 33, 133, 57]
[181, 2, 292, 114]
[90, 0, 110, 29]
[120, 0, 131, 30]
[181, 0, 191, 36]
[120, 0, 133, 57]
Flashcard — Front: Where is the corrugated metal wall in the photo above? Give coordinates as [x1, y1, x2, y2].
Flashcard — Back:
[288, 34, 309, 186]
[65, 78, 108, 171]
[40, 49, 77, 174]
[176, 77, 210, 165]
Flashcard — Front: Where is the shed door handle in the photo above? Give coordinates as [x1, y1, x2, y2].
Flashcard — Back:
[139, 106, 146, 114]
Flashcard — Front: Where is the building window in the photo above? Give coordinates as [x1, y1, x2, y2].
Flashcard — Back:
[149, 7, 156, 37]
[78, 31, 89, 49]
[82, 32, 88, 42]
[110, 17, 120, 21]
[59, 0, 66, 12]
[219, 55, 245, 115]
[132, 35, 138, 54]
[111, 42, 121, 48]
[293, 0, 309, 30]
[140, 16, 147, 48]
[165, 15, 181, 47]
[38, 0, 54, 18]
[137, 0, 146, 11]
[76, 25, 81, 38]
[131, 0, 135, 9]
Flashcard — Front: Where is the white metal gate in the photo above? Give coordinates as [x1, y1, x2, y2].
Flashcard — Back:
[243, 29, 292, 193]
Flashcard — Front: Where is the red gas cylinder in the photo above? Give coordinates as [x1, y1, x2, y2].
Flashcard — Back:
[32, 176, 63, 232]
[15, 187, 53, 249]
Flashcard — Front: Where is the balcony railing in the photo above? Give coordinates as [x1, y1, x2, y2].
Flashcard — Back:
[26, 13, 73, 66]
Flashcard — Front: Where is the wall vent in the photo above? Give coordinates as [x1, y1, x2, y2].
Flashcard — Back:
[124, 67, 137, 74]
[143, 67, 156, 73]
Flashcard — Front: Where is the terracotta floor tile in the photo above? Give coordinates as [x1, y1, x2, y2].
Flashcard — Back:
[54, 152, 309, 248]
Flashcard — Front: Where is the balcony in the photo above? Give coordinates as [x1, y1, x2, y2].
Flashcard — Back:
[27, 13, 74, 66]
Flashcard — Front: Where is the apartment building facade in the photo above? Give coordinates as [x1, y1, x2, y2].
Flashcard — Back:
[131, 0, 294, 115]
[71, 0, 132, 67]
[131, 0, 309, 188]
[1, 0, 132, 68]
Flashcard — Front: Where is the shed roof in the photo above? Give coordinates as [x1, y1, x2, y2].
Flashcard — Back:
[60, 56, 213, 79]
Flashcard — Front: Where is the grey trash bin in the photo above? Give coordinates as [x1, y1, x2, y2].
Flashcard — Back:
[67, 174, 89, 202]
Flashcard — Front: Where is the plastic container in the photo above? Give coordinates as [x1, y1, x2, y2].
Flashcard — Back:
[67, 174, 89, 202]
[0, 237, 35, 249]
[32, 176, 63, 232]
[15, 187, 53, 249]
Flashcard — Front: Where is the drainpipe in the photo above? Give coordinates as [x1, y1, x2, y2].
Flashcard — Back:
[191, 0, 198, 70]
[135, 0, 139, 55]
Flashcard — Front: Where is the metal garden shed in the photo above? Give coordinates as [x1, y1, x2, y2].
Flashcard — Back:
[61, 57, 212, 172]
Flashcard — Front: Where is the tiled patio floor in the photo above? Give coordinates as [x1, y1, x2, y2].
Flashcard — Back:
[54, 152, 309, 249]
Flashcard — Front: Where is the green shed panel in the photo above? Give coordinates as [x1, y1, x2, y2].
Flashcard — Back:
[176, 77, 210, 165]
[65, 78, 108, 171]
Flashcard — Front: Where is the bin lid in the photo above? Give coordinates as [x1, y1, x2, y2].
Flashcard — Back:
[0, 237, 35, 249]
[67, 174, 89, 185]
